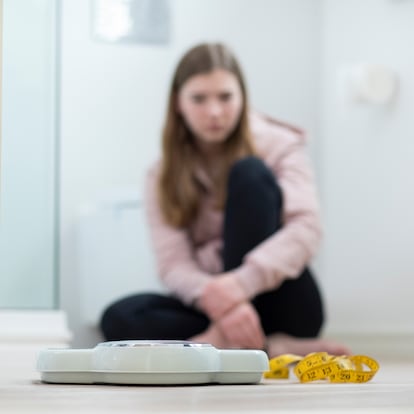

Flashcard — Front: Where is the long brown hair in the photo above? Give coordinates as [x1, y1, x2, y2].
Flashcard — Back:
[159, 43, 255, 228]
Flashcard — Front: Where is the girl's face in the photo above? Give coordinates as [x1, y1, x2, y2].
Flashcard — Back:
[177, 69, 243, 149]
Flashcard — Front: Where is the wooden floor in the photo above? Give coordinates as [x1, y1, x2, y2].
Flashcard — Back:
[1, 347, 414, 413]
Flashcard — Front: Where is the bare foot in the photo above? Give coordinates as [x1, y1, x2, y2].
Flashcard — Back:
[266, 333, 352, 358]
[189, 324, 231, 349]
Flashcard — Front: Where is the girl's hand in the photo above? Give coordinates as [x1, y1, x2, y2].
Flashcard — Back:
[216, 302, 266, 350]
[196, 273, 247, 321]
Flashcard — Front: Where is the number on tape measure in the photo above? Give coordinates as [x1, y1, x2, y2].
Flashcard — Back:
[265, 352, 379, 383]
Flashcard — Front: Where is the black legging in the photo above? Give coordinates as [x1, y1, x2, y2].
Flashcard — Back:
[100, 157, 324, 341]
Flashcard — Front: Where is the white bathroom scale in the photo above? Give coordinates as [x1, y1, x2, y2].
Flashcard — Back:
[37, 340, 269, 385]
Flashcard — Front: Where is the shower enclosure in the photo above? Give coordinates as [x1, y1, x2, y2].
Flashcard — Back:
[0, 0, 59, 310]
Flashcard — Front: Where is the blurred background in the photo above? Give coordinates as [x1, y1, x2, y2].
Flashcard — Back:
[1, 0, 413, 354]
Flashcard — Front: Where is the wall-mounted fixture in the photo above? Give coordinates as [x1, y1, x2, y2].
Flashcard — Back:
[340, 63, 398, 105]
[91, 0, 170, 45]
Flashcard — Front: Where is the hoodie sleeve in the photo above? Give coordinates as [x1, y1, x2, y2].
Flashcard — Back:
[144, 165, 211, 305]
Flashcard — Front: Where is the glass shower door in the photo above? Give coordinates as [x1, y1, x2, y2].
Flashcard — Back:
[0, 0, 58, 309]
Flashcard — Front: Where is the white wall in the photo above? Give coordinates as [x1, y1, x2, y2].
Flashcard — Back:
[319, 0, 414, 335]
[60, 0, 322, 346]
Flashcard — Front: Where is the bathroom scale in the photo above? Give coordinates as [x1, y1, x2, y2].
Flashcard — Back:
[37, 340, 269, 385]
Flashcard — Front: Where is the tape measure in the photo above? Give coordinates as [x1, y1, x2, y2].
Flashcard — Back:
[264, 352, 379, 383]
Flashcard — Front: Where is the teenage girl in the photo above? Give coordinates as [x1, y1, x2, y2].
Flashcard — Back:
[100, 43, 350, 357]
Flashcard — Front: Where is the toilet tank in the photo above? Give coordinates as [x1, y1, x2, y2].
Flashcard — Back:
[77, 189, 163, 326]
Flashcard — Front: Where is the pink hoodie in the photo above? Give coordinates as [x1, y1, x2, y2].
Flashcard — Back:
[144, 112, 322, 305]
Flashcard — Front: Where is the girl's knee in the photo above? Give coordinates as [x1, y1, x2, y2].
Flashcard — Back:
[227, 156, 282, 204]
[229, 157, 270, 185]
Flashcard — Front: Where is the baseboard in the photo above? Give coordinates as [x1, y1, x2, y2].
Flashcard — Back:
[0, 310, 73, 377]
[324, 331, 414, 360]
[0, 309, 72, 344]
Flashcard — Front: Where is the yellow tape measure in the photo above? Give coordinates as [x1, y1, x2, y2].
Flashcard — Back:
[264, 352, 379, 383]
